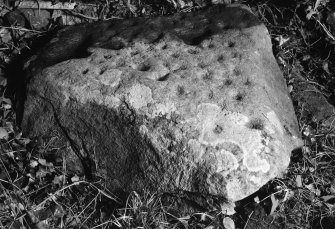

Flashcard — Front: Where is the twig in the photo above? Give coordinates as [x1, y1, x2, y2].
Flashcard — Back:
[0, 3, 11, 10]
[0, 178, 21, 190]
[66, 10, 99, 21]
[76, 193, 99, 219]
[35, 180, 87, 209]
[67, 10, 123, 20]
[0, 156, 12, 183]
[0, 26, 44, 33]
[243, 210, 254, 229]
[312, 16, 335, 41]
[91, 216, 125, 229]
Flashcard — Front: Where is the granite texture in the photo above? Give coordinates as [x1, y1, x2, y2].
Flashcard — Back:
[22, 4, 302, 202]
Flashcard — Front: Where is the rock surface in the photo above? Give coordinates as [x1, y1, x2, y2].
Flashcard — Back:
[22, 4, 302, 202]
[292, 74, 335, 125]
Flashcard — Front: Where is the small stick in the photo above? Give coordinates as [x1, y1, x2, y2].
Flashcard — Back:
[0, 25, 44, 33]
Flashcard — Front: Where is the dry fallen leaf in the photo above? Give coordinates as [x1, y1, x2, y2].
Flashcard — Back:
[296, 175, 303, 187]
[200, 213, 207, 221]
[53, 175, 65, 185]
[305, 183, 321, 196]
[35, 221, 48, 229]
[323, 61, 331, 74]
[283, 189, 295, 202]
[220, 201, 236, 215]
[38, 158, 48, 166]
[288, 84, 293, 93]
[325, 203, 335, 211]
[30, 160, 39, 168]
[2, 97, 12, 106]
[314, 0, 322, 10]
[270, 194, 280, 215]
[276, 35, 290, 46]
[0, 127, 9, 140]
[254, 196, 260, 204]
[306, 6, 318, 20]
[71, 174, 80, 183]
[330, 184, 335, 195]
[0, 28, 12, 43]
[204, 226, 214, 229]
[222, 217, 235, 229]
[321, 195, 335, 202]
[36, 168, 49, 179]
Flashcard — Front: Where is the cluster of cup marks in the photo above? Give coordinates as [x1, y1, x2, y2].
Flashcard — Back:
[80, 33, 265, 132]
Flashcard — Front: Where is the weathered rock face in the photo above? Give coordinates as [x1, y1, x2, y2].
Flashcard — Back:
[291, 74, 335, 125]
[22, 4, 302, 201]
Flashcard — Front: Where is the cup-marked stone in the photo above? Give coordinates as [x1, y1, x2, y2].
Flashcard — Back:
[22, 4, 303, 202]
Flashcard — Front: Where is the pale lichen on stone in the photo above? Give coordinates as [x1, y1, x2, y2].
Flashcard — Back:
[103, 95, 121, 108]
[139, 124, 149, 137]
[243, 143, 271, 173]
[150, 102, 177, 119]
[226, 178, 245, 201]
[195, 102, 291, 176]
[215, 150, 239, 176]
[187, 139, 204, 161]
[128, 84, 154, 110]
[99, 69, 122, 87]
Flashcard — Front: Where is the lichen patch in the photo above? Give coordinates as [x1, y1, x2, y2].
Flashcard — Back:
[187, 139, 204, 161]
[243, 145, 271, 173]
[99, 69, 122, 88]
[196, 103, 273, 174]
[215, 149, 239, 176]
[151, 102, 177, 119]
[103, 95, 121, 108]
[226, 178, 245, 201]
[128, 84, 154, 110]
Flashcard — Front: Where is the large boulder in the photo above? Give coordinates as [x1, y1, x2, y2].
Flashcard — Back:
[22, 4, 302, 202]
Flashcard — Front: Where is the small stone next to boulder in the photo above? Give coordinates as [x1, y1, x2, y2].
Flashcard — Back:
[21, 4, 302, 205]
